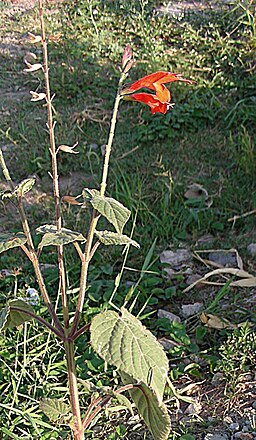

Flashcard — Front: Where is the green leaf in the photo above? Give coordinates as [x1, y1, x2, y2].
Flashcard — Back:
[36, 225, 85, 248]
[90, 307, 169, 403]
[13, 178, 36, 197]
[120, 372, 171, 440]
[0, 299, 35, 331]
[39, 398, 70, 422]
[0, 178, 35, 200]
[0, 232, 27, 254]
[95, 230, 139, 248]
[82, 188, 100, 199]
[83, 188, 130, 233]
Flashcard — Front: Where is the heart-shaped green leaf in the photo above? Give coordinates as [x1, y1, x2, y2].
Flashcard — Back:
[95, 230, 139, 248]
[13, 178, 36, 197]
[36, 225, 85, 248]
[90, 307, 169, 403]
[0, 232, 27, 254]
[39, 398, 70, 422]
[83, 189, 130, 233]
[0, 299, 35, 331]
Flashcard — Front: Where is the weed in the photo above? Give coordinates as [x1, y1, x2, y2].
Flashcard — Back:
[216, 323, 256, 386]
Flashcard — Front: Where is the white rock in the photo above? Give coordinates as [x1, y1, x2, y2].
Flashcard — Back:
[181, 302, 204, 317]
[160, 248, 192, 266]
[229, 422, 240, 431]
[247, 243, 256, 256]
[157, 309, 181, 323]
[160, 248, 192, 277]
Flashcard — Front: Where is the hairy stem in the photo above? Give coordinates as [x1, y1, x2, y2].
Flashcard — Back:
[71, 76, 126, 337]
[64, 339, 84, 439]
[39, 0, 69, 329]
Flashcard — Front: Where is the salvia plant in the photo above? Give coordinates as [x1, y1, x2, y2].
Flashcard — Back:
[0, 2, 193, 439]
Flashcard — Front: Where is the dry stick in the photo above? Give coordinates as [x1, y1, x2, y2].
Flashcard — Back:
[39, 0, 69, 329]
[70, 90, 124, 338]
[0, 149, 63, 335]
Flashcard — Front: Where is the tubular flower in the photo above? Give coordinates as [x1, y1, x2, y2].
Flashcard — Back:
[122, 71, 193, 114]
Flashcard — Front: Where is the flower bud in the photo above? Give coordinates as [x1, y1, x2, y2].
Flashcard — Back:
[122, 44, 133, 73]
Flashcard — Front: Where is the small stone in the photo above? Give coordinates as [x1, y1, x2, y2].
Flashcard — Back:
[185, 401, 202, 415]
[247, 243, 256, 257]
[160, 248, 192, 277]
[211, 372, 225, 385]
[158, 337, 177, 351]
[208, 250, 238, 267]
[186, 273, 205, 289]
[242, 426, 249, 432]
[252, 401, 256, 409]
[181, 302, 204, 317]
[157, 309, 181, 323]
[230, 422, 240, 431]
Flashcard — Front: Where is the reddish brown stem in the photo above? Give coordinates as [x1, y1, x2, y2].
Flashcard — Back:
[39, 0, 69, 329]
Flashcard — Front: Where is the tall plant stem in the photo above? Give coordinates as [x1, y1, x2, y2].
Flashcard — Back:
[39, 0, 69, 329]
[64, 339, 83, 440]
[70, 82, 124, 337]
[0, 149, 63, 334]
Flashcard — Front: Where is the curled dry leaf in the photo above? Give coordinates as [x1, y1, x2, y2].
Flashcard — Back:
[30, 91, 46, 102]
[24, 62, 43, 73]
[183, 267, 254, 293]
[200, 312, 237, 330]
[59, 143, 79, 154]
[27, 32, 42, 44]
[62, 196, 82, 206]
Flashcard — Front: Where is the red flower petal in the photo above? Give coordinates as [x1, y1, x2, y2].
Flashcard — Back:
[127, 71, 193, 92]
[127, 92, 170, 114]
[154, 83, 171, 103]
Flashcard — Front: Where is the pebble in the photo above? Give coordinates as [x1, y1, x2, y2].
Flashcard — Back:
[185, 402, 202, 415]
[247, 243, 256, 257]
[211, 372, 225, 385]
[230, 422, 240, 431]
[158, 337, 177, 351]
[208, 250, 238, 267]
[157, 309, 181, 323]
[181, 302, 204, 317]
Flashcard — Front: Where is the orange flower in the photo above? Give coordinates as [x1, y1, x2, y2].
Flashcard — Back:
[122, 71, 193, 114]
